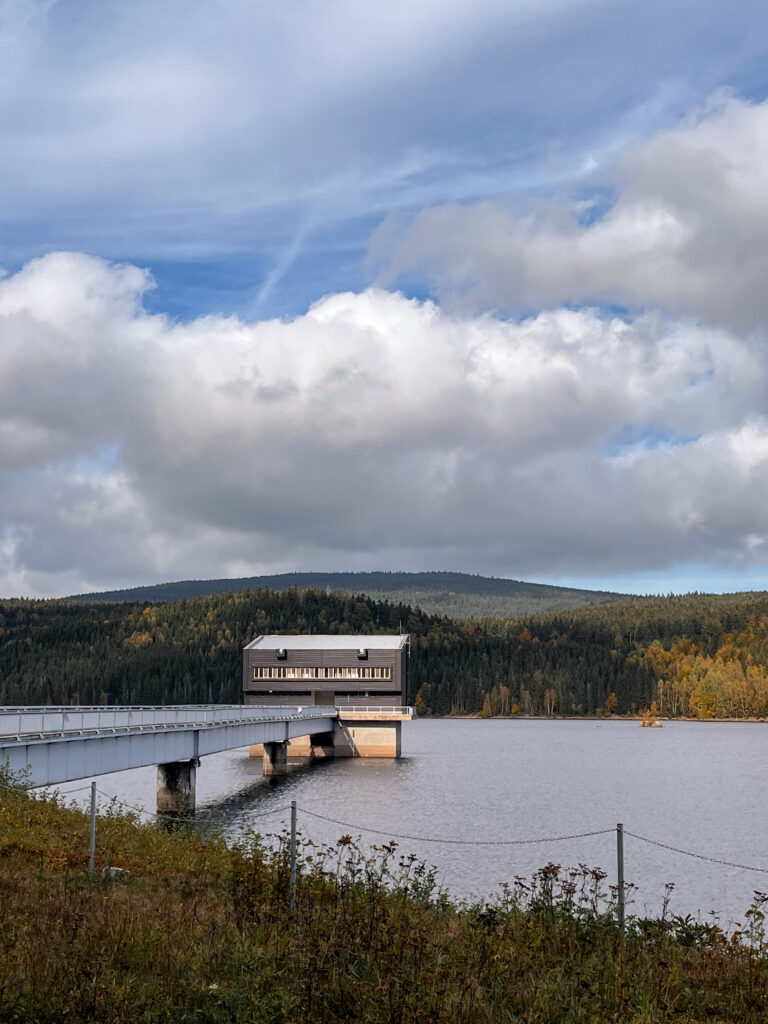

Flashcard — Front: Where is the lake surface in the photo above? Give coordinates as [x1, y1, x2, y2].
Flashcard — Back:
[50, 718, 768, 926]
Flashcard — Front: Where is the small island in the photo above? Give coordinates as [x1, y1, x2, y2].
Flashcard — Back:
[641, 702, 663, 727]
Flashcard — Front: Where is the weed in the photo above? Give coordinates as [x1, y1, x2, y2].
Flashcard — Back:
[1, 787, 768, 1022]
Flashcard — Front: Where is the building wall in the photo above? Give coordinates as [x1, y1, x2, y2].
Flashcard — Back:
[333, 693, 401, 708]
[243, 641, 408, 706]
[244, 692, 313, 706]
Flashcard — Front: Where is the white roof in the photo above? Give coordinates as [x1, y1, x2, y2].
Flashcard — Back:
[244, 633, 408, 651]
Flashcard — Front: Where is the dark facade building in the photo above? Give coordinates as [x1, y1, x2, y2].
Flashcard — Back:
[242, 634, 409, 707]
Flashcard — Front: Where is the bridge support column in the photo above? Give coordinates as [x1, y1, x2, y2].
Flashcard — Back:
[157, 759, 196, 816]
[263, 741, 288, 777]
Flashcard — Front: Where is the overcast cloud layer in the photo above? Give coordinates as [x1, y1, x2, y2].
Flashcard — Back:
[3, 2, 768, 595]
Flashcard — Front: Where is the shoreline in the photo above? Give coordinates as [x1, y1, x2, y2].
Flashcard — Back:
[428, 713, 768, 723]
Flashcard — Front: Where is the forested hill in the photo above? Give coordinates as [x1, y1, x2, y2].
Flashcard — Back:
[71, 570, 622, 618]
[5, 586, 768, 718]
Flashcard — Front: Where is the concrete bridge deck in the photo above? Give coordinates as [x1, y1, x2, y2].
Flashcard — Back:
[0, 704, 337, 811]
[0, 704, 413, 814]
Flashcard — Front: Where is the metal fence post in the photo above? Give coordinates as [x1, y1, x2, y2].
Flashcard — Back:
[616, 822, 625, 933]
[89, 782, 97, 878]
[289, 800, 297, 911]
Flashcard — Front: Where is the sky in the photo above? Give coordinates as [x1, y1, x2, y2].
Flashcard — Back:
[3, 0, 768, 598]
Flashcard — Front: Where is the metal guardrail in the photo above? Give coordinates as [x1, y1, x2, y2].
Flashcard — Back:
[336, 706, 414, 715]
[0, 705, 337, 742]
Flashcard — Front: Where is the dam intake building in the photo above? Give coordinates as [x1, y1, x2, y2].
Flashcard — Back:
[243, 634, 412, 764]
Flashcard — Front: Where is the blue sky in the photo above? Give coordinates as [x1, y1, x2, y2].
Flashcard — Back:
[5, 0, 768, 320]
[2, 0, 768, 596]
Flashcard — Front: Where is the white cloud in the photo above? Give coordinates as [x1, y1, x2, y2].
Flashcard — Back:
[371, 94, 768, 333]
[2, 252, 768, 595]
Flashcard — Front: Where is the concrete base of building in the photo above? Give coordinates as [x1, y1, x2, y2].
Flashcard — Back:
[281, 731, 337, 758]
[251, 719, 403, 762]
[332, 719, 401, 757]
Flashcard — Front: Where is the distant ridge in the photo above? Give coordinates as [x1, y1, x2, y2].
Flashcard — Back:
[70, 571, 624, 619]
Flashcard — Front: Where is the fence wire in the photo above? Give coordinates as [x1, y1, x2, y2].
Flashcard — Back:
[91, 788, 292, 825]
[625, 830, 768, 876]
[297, 810, 768, 877]
[40, 786, 768, 879]
[296, 806, 614, 846]
[237, 804, 291, 821]
[95, 789, 156, 820]
[51, 784, 93, 796]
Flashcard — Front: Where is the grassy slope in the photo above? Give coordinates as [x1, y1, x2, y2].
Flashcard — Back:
[0, 782, 767, 1023]
[70, 570, 623, 619]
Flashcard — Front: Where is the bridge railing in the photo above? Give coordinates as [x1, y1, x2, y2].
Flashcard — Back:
[0, 705, 337, 740]
[336, 706, 415, 716]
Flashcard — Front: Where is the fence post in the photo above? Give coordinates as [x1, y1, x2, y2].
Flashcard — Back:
[289, 800, 297, 911]
[89, 782, 97, 878]
[616, 822, 625, 933]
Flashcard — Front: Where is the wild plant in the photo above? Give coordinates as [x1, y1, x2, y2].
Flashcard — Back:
[5, 785, 768, 1022]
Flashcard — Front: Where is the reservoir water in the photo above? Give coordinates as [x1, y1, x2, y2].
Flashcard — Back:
[50, 718, 768, 926]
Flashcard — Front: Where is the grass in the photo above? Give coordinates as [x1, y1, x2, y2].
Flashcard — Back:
[1, 776, 768, 1022]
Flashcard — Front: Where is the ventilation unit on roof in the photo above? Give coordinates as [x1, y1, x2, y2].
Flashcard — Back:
[276, 648, 287, 660]
[357, 647, 368, 660]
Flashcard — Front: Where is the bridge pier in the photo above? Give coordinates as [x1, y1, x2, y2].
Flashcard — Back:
[263, 740, 288, 777]
[157, 759, 196, 816]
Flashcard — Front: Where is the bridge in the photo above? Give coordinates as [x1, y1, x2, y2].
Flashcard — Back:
[0, 703, 414, 814]
[0, 704, 337, 814]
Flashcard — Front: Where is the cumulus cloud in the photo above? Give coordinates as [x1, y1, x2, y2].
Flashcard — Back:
[370, 94, 768, 333]
[2, 252, 768, 595]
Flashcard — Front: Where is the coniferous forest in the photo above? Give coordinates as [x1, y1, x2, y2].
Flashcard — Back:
[5, 587, 768, 717]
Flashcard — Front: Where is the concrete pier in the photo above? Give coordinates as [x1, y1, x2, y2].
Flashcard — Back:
[251, 708, 411, 763]
[157, 759, 196, 815]
[333, 716, 402, 757]
[263, 740, 288, 776]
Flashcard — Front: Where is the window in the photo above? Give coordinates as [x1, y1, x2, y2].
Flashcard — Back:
[252, 665, 392, 681]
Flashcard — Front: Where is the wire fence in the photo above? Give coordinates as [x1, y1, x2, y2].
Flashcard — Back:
[296, 807, 615, 847]
[89, 788, 292, 827]
[624, 830, 768, 876]
[50, 786, 768, 915]
[292, 807, 768, 875]
[62, 789, 768, 876]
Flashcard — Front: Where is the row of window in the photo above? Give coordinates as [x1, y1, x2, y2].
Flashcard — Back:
[252, 666, 392, 681]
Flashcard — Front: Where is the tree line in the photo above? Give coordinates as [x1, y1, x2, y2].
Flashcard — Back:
[3, 587, 768, 716]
